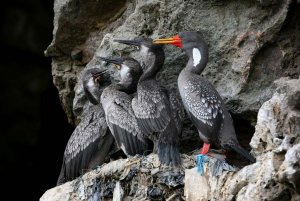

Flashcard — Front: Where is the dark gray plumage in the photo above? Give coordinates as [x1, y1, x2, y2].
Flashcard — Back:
[115, 38, 183, 166]
[57, 68, 115, 185]
[168, 88, 185, 136]
[154, 31, 255, 163]
[99, 57, 151, 156]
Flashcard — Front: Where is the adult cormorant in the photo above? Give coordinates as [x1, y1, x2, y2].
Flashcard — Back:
[98, 57, 151, 156]
[154, 32, 255, 163]
[115, 38, 183, 166]
[57, 68, 115, 185]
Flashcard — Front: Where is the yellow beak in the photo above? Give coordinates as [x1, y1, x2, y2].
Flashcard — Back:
[153, 37, 177, 44]
[153, 35, 183, 48]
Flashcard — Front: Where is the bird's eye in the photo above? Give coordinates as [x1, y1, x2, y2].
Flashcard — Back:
[115, 64, 121, 70]
[94, 76, 101, 83]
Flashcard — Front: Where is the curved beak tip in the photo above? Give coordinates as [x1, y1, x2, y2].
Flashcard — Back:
[114, 39, 140, 47]
[97, 56, 123, 67]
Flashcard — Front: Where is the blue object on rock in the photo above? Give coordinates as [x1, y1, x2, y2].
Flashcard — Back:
[196, 154, 209, 175]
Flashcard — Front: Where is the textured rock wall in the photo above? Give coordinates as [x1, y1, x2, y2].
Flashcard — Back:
[40, 77, 300, 201]
[45, 0, 299, 152]
[46, 0, 299, 125]
[40, 154, 194, 201]
[42, 0, 300, 200]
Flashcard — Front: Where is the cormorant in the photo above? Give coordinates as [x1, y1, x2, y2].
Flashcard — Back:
[57, 68, 115, 185]
[154, 32, 255, 163]
[114, 38, 183, 166]
[98, 57, 151, 156]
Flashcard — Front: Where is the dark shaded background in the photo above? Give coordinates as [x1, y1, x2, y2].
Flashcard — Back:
[0, 0, 74, 200]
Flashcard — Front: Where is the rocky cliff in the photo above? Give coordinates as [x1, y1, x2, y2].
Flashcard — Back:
[41, 0, 300, 200]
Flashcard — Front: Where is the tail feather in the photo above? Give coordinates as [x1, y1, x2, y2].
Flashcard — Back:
[227, 143, 256, 163]
[158, 142, 181, 167]
[57, 160, 66, 186]
[157, 120, 181, 167]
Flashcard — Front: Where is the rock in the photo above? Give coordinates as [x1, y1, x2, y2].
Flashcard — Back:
[50, 0, 300, 155]
[47, 0, 299, 129]
[249, 77, 300, 200]
[185, 152, 291, 201]
[278, 144, 300, 198]
[184, 168, 210, 201]
[250, 77, 300, 155]
[43, 0, 300, 200]
[40, 181, 75, 201]
[40, 154, 194, 201]
[112, 181, 123, 201]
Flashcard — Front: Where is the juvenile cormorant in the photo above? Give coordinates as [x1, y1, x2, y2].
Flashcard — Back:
[115, 38, 183, 166]
[57, 68, 115, 185]
[98, 57, 151, 156]
[154, 32, 255, 163]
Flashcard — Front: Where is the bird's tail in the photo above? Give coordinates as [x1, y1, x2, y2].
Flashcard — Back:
[158, 142, 181, 167]
[157, 121, 181, 167]
[226, 143, 256, 163]
[56, 160, 66, 186]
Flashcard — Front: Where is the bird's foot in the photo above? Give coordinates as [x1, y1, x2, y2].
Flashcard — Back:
[207, 149, 227, 160]
[200, 143, 210, 154]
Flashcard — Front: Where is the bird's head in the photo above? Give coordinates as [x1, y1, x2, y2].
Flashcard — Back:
[114, 37, 163, 56]
[153, 31, 208, 73]
[82, 68, 109, 105]
[98, 56, 143, 89]
[114, 37, 165, 72]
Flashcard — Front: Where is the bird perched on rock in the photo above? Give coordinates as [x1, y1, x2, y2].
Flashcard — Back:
[98, 57, 151, 157]
[154, 32, 256, 166]
[57, 68, 115, 185]
[114, 38, 184, 167]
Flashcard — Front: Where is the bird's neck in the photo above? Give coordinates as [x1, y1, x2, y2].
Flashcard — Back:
[184, 43, 208, 75]
[116, 79, 137, 94]
[84, 87, 102, 105]
[139, 49, 165, 82]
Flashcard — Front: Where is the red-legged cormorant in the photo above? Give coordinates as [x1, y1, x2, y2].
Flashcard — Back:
[98, 57, 151, 156]
[57, 68, 115, 185]
[154, 32, 255, 163]
[114, 38, 183, 167]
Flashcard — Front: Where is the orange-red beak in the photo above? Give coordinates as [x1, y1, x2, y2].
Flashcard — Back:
[153, 35, 183, 48]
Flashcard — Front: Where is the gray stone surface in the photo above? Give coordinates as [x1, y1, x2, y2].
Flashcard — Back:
[250, 78, 300, 155]
[43, 0, 300, 200]
[47, 0, 300, 153]
[40, 154, 194, 201]
[46, 0, 299, 126]
[278, 144, 300, 200]
[40, 76, 300, 201]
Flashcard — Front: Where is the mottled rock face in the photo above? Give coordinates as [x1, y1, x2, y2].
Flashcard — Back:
[43, 0, 300, 200]
[46, 0, 300, 154]
[40, 77, 300, 201]
[40, 154, 195, 201]
[47, 0, 300, 124]
[250, 78, 300, 155]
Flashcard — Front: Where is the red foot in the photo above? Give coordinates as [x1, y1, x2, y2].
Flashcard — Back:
[200, 143, 210, 154]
